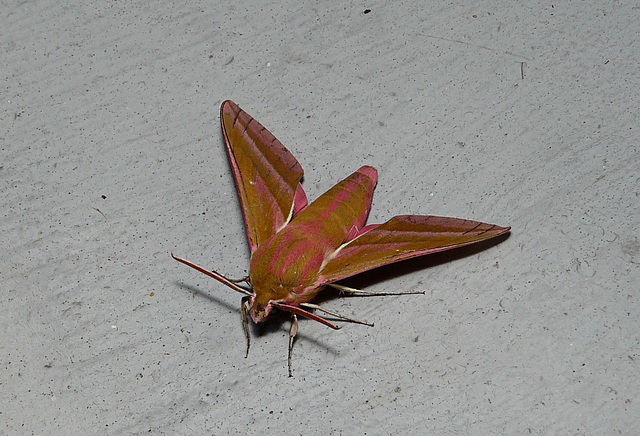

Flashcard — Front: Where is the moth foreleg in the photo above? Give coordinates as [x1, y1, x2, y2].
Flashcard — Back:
[288, 314, 298, 377]
[241, 296, 251, 358]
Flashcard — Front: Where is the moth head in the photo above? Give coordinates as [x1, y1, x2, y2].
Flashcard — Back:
[249, 295, 272, 323]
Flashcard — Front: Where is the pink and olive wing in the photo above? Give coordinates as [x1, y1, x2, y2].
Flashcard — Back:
[291, 166, 378, 245]
[247, 166, 379, 302]
[220, 100, 307, 253]
[318, 215, 510, 283]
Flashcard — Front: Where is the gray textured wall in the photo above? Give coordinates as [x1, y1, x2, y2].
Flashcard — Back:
[2, 1, 638, 434]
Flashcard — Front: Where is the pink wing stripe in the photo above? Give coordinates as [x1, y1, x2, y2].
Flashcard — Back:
[292, 183, 308, 216]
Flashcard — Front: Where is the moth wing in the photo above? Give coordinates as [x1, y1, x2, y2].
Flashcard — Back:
[319, 215, 510, 283]
[221, 100, 307, 253]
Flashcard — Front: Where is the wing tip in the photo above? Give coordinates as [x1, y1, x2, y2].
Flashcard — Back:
[221, 99, 237, 109]
[494, 225, 511, 235]
[357, 165, 378, 184]
[220, 100, 241, 122]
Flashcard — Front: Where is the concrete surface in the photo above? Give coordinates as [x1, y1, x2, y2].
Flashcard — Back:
[2, 1, 638, 434]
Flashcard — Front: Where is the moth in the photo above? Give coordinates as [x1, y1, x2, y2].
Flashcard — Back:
[173, 100, 510, 376]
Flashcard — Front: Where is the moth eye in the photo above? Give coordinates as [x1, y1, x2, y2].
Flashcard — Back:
[252, 304, 265, 320]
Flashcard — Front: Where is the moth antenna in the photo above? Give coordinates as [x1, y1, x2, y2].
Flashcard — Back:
[300, 303, 373, 326]
[171, 253, 253, 296]
[328, 283, 425, 296]
[272, 302, 341, 330]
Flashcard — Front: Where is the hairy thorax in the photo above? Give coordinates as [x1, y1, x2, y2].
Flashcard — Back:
[248, 225, 333, 310]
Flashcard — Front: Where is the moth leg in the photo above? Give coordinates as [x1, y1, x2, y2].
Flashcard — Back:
[228, 275, 251, 286]
[241, 296, 251, 358]
[328, 283, 425, 296]
[300, 303, 374, 327]
[288, 313, 298, 378]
